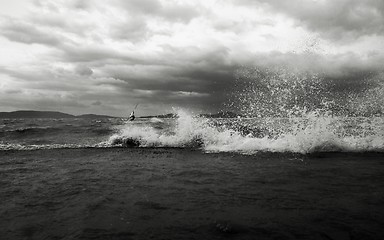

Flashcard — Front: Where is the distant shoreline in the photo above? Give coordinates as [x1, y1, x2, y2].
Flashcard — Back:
[0, 110, 242, 119]
[0, 110, 119, 119]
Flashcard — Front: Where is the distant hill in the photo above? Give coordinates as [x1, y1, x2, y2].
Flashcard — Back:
[0, 111, 117, 119]
[0, 111, 74, 119]
[77, 114, 118, 119]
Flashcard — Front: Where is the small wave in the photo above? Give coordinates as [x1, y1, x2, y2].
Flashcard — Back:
[0, 143, 92, 151]
[150, 117, 164, 123]
[4, 126, 57, 134]
[1, 125, 113, 138]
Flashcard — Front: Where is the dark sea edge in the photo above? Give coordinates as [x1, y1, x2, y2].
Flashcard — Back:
[1, 146, 383, 159]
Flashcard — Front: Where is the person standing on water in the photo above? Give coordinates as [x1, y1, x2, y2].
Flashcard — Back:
[129, 111, 135, 121]
[128, 103, 138, 121]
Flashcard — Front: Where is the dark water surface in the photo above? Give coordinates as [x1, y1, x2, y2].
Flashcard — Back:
[1, 148, 383, 240]
[1, 114, 383, 153]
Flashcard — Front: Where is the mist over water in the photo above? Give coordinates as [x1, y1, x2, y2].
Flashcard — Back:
[230, 67, 326, 118]
[230, 67, 384, 118]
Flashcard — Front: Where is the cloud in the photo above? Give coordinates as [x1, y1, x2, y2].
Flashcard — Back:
[75, 65, 93, 76]
[117, 0, 200, 23]
[109, 17, 149, 42]
[237, 0, 384, 40]
[0, 18, 61, 46]
[118, 0, 162, 15]
[0, 0, 383, 115]
[91, 100, 102, 106]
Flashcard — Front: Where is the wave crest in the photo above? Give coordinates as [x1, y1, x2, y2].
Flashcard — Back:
[106, 110, 384, 154]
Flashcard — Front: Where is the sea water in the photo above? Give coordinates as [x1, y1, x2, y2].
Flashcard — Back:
[1, 68, 384, 240]
[1, 112, 383, 154]
[1, 67, 383, 154]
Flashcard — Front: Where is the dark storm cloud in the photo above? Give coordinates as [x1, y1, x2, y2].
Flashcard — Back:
[100, 45, 237, 98]
[104, 60, 235, 95]
[109, 66, 235, 94]
[237, 0, 384, 39]
[245, 51, 384, 78]
[91, 45, 238, 112]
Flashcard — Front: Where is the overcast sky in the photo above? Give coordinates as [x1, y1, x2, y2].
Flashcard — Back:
[0, 0, 383, 116]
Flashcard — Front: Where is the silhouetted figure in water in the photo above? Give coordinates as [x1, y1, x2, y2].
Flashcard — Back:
[129, 111, 135, 121]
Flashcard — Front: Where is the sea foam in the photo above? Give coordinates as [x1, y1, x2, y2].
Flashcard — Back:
[107, 110, 384, 154]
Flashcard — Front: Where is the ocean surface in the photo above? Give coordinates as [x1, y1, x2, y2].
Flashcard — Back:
[1, 110, 383, 154]
[2, 69, 384, 239]
[1, 111, 384, 239]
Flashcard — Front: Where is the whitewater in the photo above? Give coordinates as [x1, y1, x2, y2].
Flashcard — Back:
[1, 111, 383, 154]
[107, 110, 384, 154]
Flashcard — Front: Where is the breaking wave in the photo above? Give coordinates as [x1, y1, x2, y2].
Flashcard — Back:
[106, 110, 384, 154]
[106, 67, 384, 154]
[1, 112, 383, 153]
